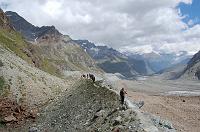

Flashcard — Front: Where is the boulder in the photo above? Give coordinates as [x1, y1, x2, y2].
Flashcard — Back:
[29, 127, 38, 132]
[95, 110, 106, 118]
[113, 116, 122, 125]
[4, 114, 16, 122]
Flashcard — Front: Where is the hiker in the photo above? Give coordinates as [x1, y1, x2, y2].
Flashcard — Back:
[120, 88, 127, 105]
[89, 74, 95, 82]
[81, 74, 86, 78]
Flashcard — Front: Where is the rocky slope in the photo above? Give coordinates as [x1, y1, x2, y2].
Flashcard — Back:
[0, 42, 70, 106]
[74, 40, 150, 78]
[181, 50, 200, 80]
[8, 79, 175, 132]
[0, 9, 176, 131]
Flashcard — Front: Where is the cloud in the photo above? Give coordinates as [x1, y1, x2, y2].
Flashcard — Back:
[0, 0, 199, 54]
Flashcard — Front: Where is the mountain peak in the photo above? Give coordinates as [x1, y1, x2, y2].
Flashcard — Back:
[5, 11, 62, 42]
[0, 9, 13, 30]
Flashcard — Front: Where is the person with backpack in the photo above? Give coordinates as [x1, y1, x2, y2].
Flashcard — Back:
[120, 88, 127, 105]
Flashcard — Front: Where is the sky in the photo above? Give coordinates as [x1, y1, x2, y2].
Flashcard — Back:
[0, 0, 200, 55]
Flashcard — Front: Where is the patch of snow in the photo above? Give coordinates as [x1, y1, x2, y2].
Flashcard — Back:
[34, 37, 38, 42]
[6, 14, 12, 16]
[91, 47, 99, 52]
[136, 76, 147, 81]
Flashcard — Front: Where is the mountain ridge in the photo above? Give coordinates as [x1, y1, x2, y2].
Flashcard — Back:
[74, 39, 153, 77]
[5, 11, 102, 77]
[5, 11, 62, 42]
[180, 50, 200, 80]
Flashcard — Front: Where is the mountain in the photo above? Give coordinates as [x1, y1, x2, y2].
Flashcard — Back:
[6, 11, 101, 77]
[74, 40, 153, 78]
[125, 51, 191, 73]
[0, 9, 13, 30]
[0, 9, 176, 132]
[5, 11, 62, 42]
[0, 9, 69, 106]
[180, 50, 200, 80]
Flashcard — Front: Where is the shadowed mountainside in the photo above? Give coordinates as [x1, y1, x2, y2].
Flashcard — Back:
[180, 50, 200, 80]
[74, 40, 152, 78]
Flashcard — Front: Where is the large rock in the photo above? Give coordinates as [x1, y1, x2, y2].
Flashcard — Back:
[4, 114, 16, 122]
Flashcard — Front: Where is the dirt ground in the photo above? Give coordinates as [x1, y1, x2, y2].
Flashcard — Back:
[127, 91, 200, 132]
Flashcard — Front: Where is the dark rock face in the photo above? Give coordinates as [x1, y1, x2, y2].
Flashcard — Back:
[181, 50, 200, 80]
[0, 9, 13, 30]
[187, 51, 200, 69]
[74, 40, 149, 78]
[5, 11, 61, 41]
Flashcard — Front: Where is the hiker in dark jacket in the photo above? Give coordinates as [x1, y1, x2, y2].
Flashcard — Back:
[89, 74, 95, 82]
[120, 88, 127, 105]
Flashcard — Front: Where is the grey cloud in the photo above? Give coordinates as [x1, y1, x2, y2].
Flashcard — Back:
[0, 0, 199, 54]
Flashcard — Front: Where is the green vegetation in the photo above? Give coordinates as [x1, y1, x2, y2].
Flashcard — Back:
[0, 77, 10, 97]
[41, 58, 62, 77]
[0, 60, 3, 67]
[0, 30, 62, 77]
[0, 29, 33, 64]
[0, 76, 5, 92]
[0, 118, 6, 128]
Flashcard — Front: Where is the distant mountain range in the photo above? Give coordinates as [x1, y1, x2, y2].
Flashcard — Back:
[124, 51, 192, 73]
[5, 10, 195, 79]
[74, 40, 154, 78]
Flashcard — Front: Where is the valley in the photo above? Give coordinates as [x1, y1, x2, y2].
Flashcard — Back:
[106, 75, 200, 132]
[0, 7, 200, 132]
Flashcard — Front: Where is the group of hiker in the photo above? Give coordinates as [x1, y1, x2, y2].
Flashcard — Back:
[81, 73, 128, 105]
[81, 73, 95, 82]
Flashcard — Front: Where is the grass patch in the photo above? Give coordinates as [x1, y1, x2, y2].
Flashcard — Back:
[0, 29, 33, 64]
[0, 60, 3, 67]
[0, 77, 5, 92]
[40, 58, 62, 77]
[0, 77, 10, 97]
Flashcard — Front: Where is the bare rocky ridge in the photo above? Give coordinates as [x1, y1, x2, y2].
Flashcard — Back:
[0, 9, 13, 30]
[8, 79, 176, 132]
[181, 50, 200, 80]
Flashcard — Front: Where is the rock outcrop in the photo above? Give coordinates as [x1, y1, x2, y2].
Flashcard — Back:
[0, 9, 13, 30]
[5, 11, 61, 42]
[11, 80, 176, 132]
[181, 50, 200, 80]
